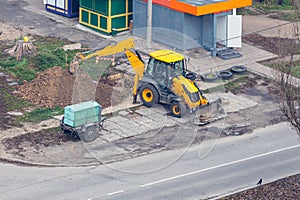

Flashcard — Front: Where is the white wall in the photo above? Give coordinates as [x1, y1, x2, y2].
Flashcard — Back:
[227, 15, 242, 47]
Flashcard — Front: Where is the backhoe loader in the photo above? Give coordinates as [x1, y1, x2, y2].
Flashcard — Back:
[69, 38, 225, 125]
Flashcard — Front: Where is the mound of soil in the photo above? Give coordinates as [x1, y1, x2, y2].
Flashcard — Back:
[16, 66, 132, 109]
[17, 66, 74, 108]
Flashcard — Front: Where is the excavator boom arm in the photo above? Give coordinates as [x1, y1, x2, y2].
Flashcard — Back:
[82, 38, 135, 60]
[125, 49, 145, 101]
[70, 37, 145, 103]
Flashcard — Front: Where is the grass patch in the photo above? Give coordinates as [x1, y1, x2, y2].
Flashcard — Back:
[0, 36, 79, 82]
[253, 0, 293, 12]
[0, 88, 32, 111]
[0, 56, 36, 82]
[31, 37, 78, 71]
[237, 8, 259, 15]
[266, 60, 300, 78]
[16, 107, 64, 123]
[202, 73, 267, 94]
[203, 76, 248, 94]
[269, 11, 299, 21]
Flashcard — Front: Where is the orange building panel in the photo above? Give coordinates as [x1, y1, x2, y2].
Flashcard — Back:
[152, 0, 252, 16]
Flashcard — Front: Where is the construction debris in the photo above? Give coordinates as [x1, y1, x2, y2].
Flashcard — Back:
[8, 37, 37, 60]
[62, 43, 82, 51]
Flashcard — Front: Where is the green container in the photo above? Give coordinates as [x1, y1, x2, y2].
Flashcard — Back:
[79, 0, 132, 35]
[63, 100, 101, 127]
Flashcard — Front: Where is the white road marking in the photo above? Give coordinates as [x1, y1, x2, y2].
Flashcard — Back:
[141, 144, 300, 187]
[107, 190, 125, 196]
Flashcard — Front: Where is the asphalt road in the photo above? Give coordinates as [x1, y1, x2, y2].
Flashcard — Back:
[1, 122, 299, 200]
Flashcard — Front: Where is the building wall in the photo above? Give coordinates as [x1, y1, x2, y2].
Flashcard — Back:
[133, 0, 216, 51]
[46, 0, 79, 18]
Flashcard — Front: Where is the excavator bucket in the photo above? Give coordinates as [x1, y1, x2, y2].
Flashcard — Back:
[190, 98, 226, 126]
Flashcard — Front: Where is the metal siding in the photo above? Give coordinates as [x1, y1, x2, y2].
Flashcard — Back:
[91, 12, 98, 26]
[80, 0, 93, 9]
[100, 16, 107, 29]
[111, 0, 126, 15]
[202, 14, 214, 50]
[112, 16, 126, 29]
[71, 0, 79, 13]
[132, 0, 147, 28]
[128, 0, 133, 13]
[132, 0, 216, 50]
[152, 5, 185, 50]
[183, 13, 203, 49]
[81, 9, 89, 23]
[94, 0, 108, 15]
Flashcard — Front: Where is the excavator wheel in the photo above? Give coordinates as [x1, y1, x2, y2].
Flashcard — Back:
[140, 84, 159, 107]
[170, 101, 186, 118]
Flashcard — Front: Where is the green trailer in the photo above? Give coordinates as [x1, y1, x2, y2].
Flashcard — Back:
[60, 100, 105, 142]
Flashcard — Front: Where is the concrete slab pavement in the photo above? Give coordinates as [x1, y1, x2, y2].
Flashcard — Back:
[96, 92, 258, 142]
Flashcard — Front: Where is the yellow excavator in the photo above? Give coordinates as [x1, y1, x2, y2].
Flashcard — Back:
[70, 38, 225, 124]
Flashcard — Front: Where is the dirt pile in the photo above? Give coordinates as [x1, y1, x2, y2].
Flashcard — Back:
[16, 66, 133, 109]
[17, 66, 74, 108]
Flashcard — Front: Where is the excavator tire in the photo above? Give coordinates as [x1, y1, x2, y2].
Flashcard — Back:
[140, 84, 159, 107]
[170, 101, 186, 118]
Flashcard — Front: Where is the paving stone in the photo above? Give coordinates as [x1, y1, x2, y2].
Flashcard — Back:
[149, 105, 168, 114]
[99, 129, 111, 136]
[118, 120, 141, 129]
[146, 112, 168, 122]
[103, 120, 119, 130]
[107, 115, 128, 123]
[134, 116, 153, 125]
[124, 127, 141, 137]
[134, 108, 151, 116]
[164, 118, 177, 127]
[101, 133, 122, 142]
[170, 116, 191, 124]
[118, 110, 129, 116]
[110, 128, 125, 136]
[213, 92, 258, 113]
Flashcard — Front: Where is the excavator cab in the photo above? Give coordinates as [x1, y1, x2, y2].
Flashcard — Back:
[145, 57, 186, 89]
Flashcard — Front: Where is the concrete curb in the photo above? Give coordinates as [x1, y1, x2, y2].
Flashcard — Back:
[0, 156, 101, 168]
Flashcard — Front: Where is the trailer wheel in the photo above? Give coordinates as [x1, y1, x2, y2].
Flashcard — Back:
[170, 101, 186, 118]
[140, 84, 159, 107]
[80, 126, 99, 142]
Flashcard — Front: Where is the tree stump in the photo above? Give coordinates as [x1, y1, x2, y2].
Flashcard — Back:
[8, 38, 37, 60]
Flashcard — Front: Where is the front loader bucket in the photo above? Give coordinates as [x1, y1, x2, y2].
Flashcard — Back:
[190, 98, 226, 126]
